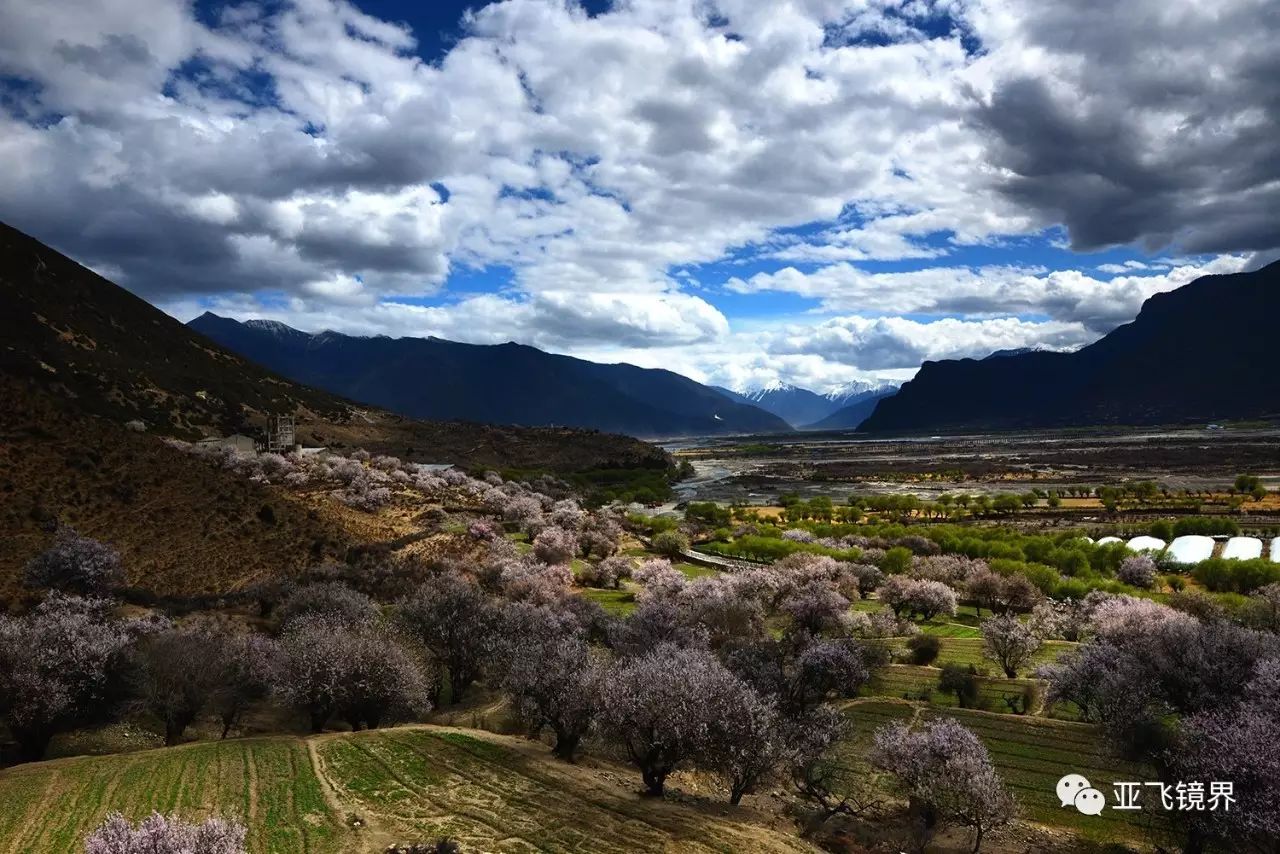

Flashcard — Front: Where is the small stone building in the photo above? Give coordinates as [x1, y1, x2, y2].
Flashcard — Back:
[196, 433, 259, 454]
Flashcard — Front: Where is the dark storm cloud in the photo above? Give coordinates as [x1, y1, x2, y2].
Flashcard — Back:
[971, 0, 1280, 255]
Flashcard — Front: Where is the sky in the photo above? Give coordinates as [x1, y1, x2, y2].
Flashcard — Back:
[1, 0, 1277, 393]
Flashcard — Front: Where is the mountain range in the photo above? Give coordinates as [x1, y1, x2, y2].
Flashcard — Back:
[862, 259, 1280, 432]
[0, 220, 669, 473]
[713, 380, 899, 429]
[804, 385, 900, 430]
[189, 314, 792, 438]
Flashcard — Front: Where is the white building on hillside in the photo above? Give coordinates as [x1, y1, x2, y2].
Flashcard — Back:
[196, 434, 258, 454]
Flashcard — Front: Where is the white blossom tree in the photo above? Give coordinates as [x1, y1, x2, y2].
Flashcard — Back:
[0, 595, 141, 761]
[870, 718, 1016, 853]
[397, 575, 497, 704]
[532, 526, 578, 566]
[599, 644, 750, 796]
[980, 613, 1043, 678]
[84, 812, 246, 854]
[23, 528, 124, 594]
[496, 603, 603, 761]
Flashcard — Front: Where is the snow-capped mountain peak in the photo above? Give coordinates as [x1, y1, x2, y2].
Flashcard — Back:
[823, 378, 900, 405]
[242, 318, 310, 340]
[739, 380, 796, 401]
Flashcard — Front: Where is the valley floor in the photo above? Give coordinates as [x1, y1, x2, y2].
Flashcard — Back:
[668, 425, 1280, 504]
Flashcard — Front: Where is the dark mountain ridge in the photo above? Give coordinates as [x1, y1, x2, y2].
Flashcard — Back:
[189, 314, 792, 438]
[0, 219, 668, 473]
[804, 386, 899, 430]
[862, 261, 1280, 432]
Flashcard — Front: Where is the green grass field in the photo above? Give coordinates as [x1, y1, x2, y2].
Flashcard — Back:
[840, 701, 1156, 845]
[573, 558, 716, 616]
[580, 585, 637, 615]
[880, 636, 1074, 672]
[864, 636, 1078, 718]
[922, 707, 1159, 843]
[673, 561, 719, 579]
[0, 737, 342, 853]
[0, 728, 813, 854]
[863, 665, 1052, 714]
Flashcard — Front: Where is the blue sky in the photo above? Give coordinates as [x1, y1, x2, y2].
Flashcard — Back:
[0, 0, 1275, 392]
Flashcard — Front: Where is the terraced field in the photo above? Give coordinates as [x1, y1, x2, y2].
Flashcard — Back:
[840, 700, 1156, 844]
[903, 637, 1077, 671]
[0, 727, 816, 854]
[0, 737, 343, 854]
[864, 665, 1052, 714]
[921, 708, 1159, 843]
[317, 727, 813, 853]
[864, 636, 1078, 715]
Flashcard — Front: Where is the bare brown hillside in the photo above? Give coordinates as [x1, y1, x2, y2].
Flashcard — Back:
[0, 219, 669, 473]
[0, 220, 671, 597]
[0, 374, 357, 600]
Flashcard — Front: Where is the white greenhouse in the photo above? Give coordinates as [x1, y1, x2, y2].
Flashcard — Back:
[1095, 536, 1123, 546]
[1222, 537, 1263, 561]
[1272, 538, 1280, 564]
[1166, 535, 1215, 565]
[1126, 536, 1166, 553]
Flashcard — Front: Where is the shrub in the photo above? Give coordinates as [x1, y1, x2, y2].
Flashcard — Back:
[1117, 555, 1158, 589]
[651, 529, 690, 557]
[1195, 558, 1280, 594]
[1174, 517, 1240, 537]
[938, 663, 980, 708]
[880, 546, 913, 574]
[906, 633, 942, 666]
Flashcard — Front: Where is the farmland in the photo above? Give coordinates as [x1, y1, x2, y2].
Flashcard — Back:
[0, 737, 341, 854]
[0, 712, 1157, 853]
[0, 726, 816, 854]
[836, 701, 1156, 845]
